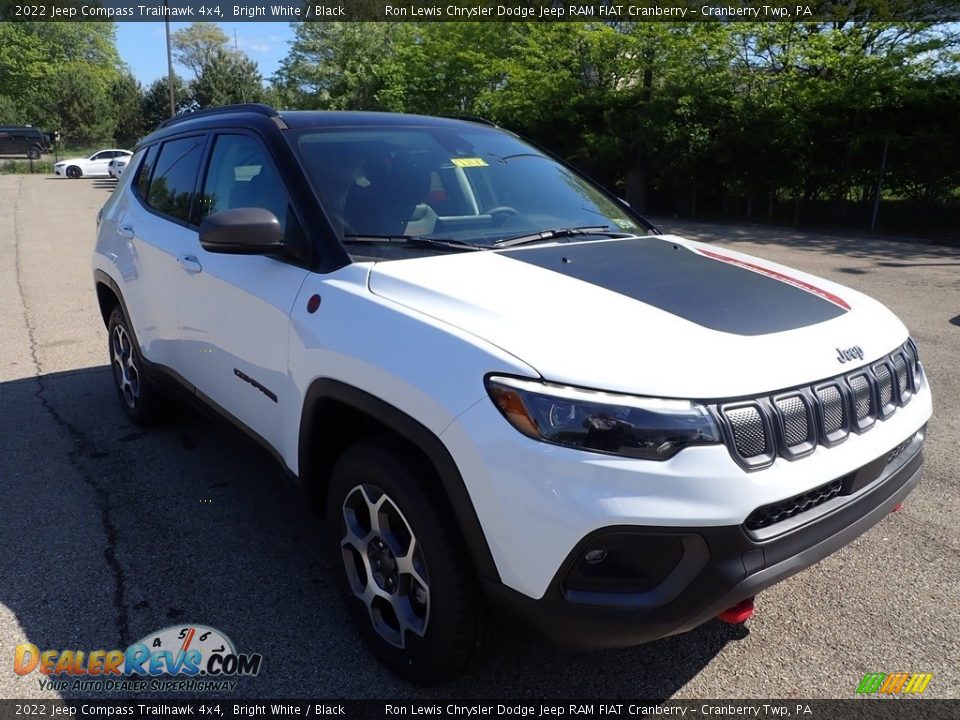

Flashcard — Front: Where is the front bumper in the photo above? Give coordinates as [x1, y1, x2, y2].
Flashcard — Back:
[483, 433, 923, 649]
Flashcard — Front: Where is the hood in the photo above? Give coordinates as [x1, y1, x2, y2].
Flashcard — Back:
[367, 235, 908, 399]
[55, 157, 87, 165]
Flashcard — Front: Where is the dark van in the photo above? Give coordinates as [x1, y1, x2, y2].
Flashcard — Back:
[0, 126, 55, 159]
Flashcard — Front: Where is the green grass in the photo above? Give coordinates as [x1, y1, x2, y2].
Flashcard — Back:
[0, 158, 54, 174]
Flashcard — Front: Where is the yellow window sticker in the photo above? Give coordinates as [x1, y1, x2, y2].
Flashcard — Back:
[451, 157, 489, 168]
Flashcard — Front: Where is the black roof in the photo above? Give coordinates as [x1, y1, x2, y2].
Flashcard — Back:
[278, 110, 498, 130]
[141, 103, 501, 146]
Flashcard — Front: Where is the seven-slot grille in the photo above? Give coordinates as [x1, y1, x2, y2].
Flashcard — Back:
[716, 340, 921, 470]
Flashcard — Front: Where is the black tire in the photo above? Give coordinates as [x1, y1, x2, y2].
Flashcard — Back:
[106, 306, 164, 426]
[66, 165, 81, 179]
[327, 439, 490, 685]
[27, 146, 41, 160]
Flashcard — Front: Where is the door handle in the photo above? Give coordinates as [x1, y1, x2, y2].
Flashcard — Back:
[176, 254, 203, 274]
[117, 224, 134, 239]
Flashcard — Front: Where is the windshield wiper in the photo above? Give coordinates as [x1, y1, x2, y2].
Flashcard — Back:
[492, 226, 630, 248]
[342, 234, 483, 252]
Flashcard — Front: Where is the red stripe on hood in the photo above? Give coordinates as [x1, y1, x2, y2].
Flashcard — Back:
[695, 248, 851, 311]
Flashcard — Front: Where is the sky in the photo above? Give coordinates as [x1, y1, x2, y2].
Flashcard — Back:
[115, 22, 296, 86]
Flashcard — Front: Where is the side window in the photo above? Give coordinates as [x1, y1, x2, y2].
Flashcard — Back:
[133, 145, 160, 200]
[135, 145, 159, 200]
[145, 136, 206, 223]
[197, 134, 293, 236]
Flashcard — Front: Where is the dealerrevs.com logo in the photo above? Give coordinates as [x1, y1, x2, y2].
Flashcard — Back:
[14, 625, 262, 693]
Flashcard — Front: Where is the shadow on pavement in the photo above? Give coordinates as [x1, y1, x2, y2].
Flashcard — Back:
[0, 367, 743, 699]
[652, 217, 960, 263]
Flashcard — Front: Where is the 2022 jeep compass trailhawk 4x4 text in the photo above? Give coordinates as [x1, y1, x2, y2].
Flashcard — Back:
[92, 104, 931, 684]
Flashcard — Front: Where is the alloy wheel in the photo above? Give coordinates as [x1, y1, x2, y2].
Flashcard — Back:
[340, 484, 430, 648]
[111, 324, 140, 409]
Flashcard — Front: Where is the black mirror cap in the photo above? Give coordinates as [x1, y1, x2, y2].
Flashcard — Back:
[199, 207, 284, 255]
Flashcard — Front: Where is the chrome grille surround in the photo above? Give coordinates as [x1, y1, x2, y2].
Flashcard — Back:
[715, 340, 919, 470]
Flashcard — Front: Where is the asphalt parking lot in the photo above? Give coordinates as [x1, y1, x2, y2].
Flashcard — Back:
[1, 174, 958, 700]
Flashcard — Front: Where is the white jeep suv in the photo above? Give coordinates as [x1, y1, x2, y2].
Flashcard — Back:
[93, 104, 931, 684]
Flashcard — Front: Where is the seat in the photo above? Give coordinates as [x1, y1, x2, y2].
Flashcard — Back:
[344, 154, 432, 236]
[229, 168, 288, 230]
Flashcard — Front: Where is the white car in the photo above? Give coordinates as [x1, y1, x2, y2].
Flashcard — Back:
[107, 155, 131, 179]
[55, 149, 131, 179]
[93, 106, 931, 685]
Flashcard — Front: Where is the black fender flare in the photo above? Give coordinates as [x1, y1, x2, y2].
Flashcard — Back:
[94, 269, 128, 327]
[299, 378, 501, 583]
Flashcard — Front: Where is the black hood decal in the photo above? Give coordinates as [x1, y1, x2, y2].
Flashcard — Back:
[499, 238, 848, 336]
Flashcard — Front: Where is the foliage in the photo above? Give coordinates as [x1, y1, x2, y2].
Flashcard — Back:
[275, 20, 959, 234]
[1, 20, 956, 236]
[193, 49, 264, 108]
[273, 22, 402, 110]
[0, 22, 123, 143]
[31, 62, 117, 146]
[0, 159, 55, 174]
[111, 71, 147, 149]
[171, 23, 231, 79]
[142, 75, 196, 129]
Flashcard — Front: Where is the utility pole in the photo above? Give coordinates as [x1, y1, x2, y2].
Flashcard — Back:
[164, 2, 176, 118]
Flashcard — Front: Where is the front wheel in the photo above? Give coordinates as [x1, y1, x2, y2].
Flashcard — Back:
[327, 440, 490, 685]
[106, 306, 164, 426]
[66, 165, 81, 179]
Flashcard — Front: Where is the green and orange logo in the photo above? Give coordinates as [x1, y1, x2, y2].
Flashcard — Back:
[856, 672, 933, 695]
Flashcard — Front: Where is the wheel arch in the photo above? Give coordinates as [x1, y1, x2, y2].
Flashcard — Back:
[94, 270, 124, 328]
[299, 378, 500, 584]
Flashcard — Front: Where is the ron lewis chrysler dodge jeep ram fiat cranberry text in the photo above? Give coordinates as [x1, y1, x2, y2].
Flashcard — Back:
[92, 105, 931, 684]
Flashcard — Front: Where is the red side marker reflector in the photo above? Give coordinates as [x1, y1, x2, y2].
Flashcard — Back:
[306, 294, 321, 313]
[891, 502, 903, 513]
[718, 597, 755, 624]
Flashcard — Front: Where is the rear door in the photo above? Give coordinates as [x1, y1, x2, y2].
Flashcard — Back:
[173, 131, 309, 453]
[110, 135, 209, 369]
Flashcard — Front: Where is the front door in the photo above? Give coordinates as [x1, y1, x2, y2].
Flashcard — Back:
[173, 132, 309, 454]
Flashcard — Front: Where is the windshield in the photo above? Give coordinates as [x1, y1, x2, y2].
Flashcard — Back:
[294, 125, 647, 247]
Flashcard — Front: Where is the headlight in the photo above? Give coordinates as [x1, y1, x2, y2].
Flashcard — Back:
[485, 376, 721, 460]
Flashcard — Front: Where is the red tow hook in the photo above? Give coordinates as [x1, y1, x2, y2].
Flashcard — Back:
[891, 502, 904, 513]
[718, 597, 755, 624]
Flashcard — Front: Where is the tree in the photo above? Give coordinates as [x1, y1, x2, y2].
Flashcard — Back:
[111, 71, 147, 149]
[32, 62, 116, 146]
[171, 23, 230, 79]
[0, 22, 123, 134]
[273, 23, 401, 109]
[142, 75, 195, 129]
[192, 48, 264, 108]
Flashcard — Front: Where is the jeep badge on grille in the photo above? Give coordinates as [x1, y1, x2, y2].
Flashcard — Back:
[836, 345, 865, 363]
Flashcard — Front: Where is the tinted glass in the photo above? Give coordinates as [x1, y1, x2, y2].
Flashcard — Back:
[135, 145, 159, 199]
[198, 134, 292, 235]
[146, 136, 206, 223]
[296, 126, 644, 245]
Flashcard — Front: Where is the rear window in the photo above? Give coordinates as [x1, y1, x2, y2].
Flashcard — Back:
[135, 145, 159, 199]
[143, 136, 206, 223]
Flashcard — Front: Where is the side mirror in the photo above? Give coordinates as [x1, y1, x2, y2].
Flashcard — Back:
[199, 207, 284, 255]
